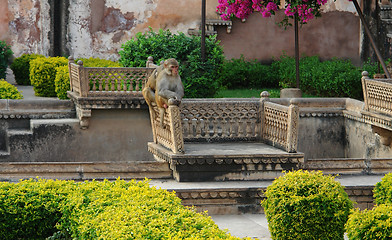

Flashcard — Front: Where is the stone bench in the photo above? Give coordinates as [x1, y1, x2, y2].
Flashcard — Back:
[147, 92, 304, 181]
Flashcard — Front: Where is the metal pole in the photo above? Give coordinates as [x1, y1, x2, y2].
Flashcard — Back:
[352, 0, 391, 78]
[295, 15, 300, 88]
[201, 0, 206, 62]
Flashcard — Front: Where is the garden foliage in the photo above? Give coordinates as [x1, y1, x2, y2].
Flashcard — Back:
[0, 40, 13, 80]
[118, 28, 224, 98]
[0, 79, 23, 99]
[261, 170, 353, 240]
[10, 53, 45, 85]
[0, 178, 242, 240]
[346, 204, 392, 240]
[218, 55, 278, 89]
[374, 172, 392, 205]
[345, 172, 392, 239]
[220, 53, 382, 100]
[30, 57, 68, 97]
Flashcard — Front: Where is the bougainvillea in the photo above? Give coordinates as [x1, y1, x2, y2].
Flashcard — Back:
[217, 0, 352, 25]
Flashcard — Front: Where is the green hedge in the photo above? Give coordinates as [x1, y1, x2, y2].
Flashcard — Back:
[346, 204, 392, 240]
[119, 28, 224, 98]
[218, 55, 278, 89]
[345, 173, 392, 239]
[261, 170, 353, 240]
[0, 179, 241, 240]
[374, 172, 392, 205]
[219, 53, 383, 100]
[0, 79, 23, 99]
[0, 41, 13, 80]
[10, 53, 45, 85]
[30, 57, 68, 97]
[54, 66, 70, 100]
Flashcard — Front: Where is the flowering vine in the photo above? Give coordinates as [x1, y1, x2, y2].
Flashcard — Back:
[216, 0, 352, 25]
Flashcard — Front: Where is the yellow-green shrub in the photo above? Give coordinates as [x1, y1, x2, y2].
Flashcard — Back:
[0, 179, 74, 240]
[10, 53, 45, 85]
[0, 79, 23, 99]
[346, 204, 392, 240]
[76, 57, 121, 68]
[54, 65, 70, 99]
[0, 179, 242, 240]
[374, 172, 392, 205]
[261, 170, 353, 240]
[30, 57, 68, 97]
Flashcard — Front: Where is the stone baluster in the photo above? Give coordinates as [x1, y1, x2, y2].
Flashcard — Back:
[167, 100, 185, 154]
[286, 100, 299, 153]
[362, 71, 370, 111]
[77, 60, 89, 97]
[260, 91, 270, 139]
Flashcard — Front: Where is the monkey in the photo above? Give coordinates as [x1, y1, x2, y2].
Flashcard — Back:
[142, 64, 164, 108]
[142, 58, 184, 127]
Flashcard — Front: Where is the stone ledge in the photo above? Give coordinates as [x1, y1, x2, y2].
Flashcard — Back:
[0, 161, 172, 182]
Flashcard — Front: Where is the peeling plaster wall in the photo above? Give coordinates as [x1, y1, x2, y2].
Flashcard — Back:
[4, 0, 50, 57]
[1, 0, 363, 62]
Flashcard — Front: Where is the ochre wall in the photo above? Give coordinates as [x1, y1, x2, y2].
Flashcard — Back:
[217, 11, 360, 64]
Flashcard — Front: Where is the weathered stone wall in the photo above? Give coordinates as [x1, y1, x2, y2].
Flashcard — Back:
[1, 109, 154, 162]
[0, 0, 365, 63]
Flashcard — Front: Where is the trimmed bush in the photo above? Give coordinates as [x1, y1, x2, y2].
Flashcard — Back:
[0, 79, 23, 99]
[10, 53, 45, 85]
[261, 170, 353, 240]
[76, 57, 121, 68]
[0, 179, 241, 240]
[30, 57, 68, 97]
[54, 66, 70, 100]
[0, 179, 73, 240]
[346, 204, 392, 240]
[218, 55, 279, 89]
[119, 28, 224, 98]
[374, 172, 392, 205]
[0, 40, 13, 80]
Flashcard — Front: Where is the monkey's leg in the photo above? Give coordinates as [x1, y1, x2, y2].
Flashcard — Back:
[159, 107, 166, 128]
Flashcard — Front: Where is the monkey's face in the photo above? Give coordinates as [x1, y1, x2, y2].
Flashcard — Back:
[170, 65, 179, 76]
[164, 58, 179, 76]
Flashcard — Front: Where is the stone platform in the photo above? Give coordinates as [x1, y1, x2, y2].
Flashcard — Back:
[148, 142, 304, 182]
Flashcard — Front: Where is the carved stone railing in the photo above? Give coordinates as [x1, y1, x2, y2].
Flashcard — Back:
[149, 104, 184, 154]
[361, 71, 392, 146]
[147, 92, 301, 181]
[148, 92, 299, 154]
[362, 71, 392, 116]
[68, 57, 155, 98]
[67, 57, 155, 129]
[261, 100, 299, 153]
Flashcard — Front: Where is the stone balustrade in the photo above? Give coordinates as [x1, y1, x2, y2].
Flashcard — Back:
[67, 57, 155, 129]
[361, 71, 392, 146]
[147, 92, 303, 181]
[362, 71, 392, 116]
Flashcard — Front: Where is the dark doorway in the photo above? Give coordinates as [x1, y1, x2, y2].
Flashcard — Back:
[49, 0, 70, 57]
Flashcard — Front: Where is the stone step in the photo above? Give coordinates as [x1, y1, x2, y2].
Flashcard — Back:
[0, 150, 10, 157]
[305, 158, 392, 175]
[150, 175, 381, 214]
[7, 129, 33, 136]
[0, 161, 172, 182]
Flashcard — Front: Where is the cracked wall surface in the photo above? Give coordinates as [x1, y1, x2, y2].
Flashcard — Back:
[1, 0, 360, 62]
